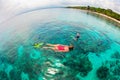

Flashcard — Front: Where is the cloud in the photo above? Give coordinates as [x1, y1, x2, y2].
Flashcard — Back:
[0, 0, 63, 23]
[63, 0, 120, 13]
[0, 0, 119, 23]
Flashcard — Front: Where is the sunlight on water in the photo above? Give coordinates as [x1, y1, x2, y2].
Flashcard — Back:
[0, 8, 120, 80]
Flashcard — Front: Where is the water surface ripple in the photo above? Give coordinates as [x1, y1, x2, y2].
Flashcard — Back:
[0, 8, 120, 80]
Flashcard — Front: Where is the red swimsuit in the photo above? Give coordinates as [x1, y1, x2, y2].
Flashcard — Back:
[57, 45, 65, 50]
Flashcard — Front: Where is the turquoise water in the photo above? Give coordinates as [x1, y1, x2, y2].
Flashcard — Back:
[0, 8, 120, 80]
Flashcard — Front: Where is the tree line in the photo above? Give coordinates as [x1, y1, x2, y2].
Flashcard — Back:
[67, 6, 120, 21]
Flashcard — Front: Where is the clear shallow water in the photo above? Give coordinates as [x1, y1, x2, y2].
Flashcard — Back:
[0, 8, 120, 80]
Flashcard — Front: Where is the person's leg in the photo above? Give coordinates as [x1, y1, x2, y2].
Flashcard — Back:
[50, 47, 57, 51]
[42, 47, 53, 49]
[46, 43, 56, 47]
[42, 47, 56, 51]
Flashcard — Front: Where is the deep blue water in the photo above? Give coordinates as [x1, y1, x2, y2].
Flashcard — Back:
[0, 8, 120, 80]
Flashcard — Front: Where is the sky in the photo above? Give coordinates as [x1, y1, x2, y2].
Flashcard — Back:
[0, 0, 120, 23]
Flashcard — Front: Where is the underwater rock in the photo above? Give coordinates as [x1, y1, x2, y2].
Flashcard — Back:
[111, 51, 120, 59]
[108, 76, 120, 80]
[0, 71, 8, 80]
[13, 51, 41, 80]
[96, 66, 109, 79]
[55, 70, 80, 80]
[0, 56, 8, 63]
[112, 64, 120, 76]
[0, 54, 15, 64]
[104, 60, 120, 80]
[63, 56, 92, 77]
[78, 57, 93, 77]
[10, 69, 21, 80]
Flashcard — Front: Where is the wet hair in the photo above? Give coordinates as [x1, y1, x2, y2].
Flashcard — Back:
[69, 45, 74, 51]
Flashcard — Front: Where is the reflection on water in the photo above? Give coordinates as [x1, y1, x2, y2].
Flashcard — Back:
[0, 8, 120, 80]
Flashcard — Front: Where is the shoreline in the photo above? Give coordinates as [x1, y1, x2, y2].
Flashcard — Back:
[66, 7, 120, 27]
[91, 11, 120, 24]
[87, 10, 120, 27]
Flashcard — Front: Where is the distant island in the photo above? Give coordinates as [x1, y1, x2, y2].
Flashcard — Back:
[66, 6, 120, 22]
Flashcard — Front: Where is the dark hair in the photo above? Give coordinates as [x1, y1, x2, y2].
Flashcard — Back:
[69, 45, 74, 51]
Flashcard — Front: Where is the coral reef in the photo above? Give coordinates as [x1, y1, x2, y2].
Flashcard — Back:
[63, 56, 92, 77]
[13, 50, 42, 80]
[99, 60, 120, 80]
[111, 51, 120, 59]
[0, 71, 8, 80]
[96, 66, 109, 79]
[9, 69, 21, 80]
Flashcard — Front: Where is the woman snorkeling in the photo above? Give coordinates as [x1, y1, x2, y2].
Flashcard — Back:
[43, 44, 74, 52]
